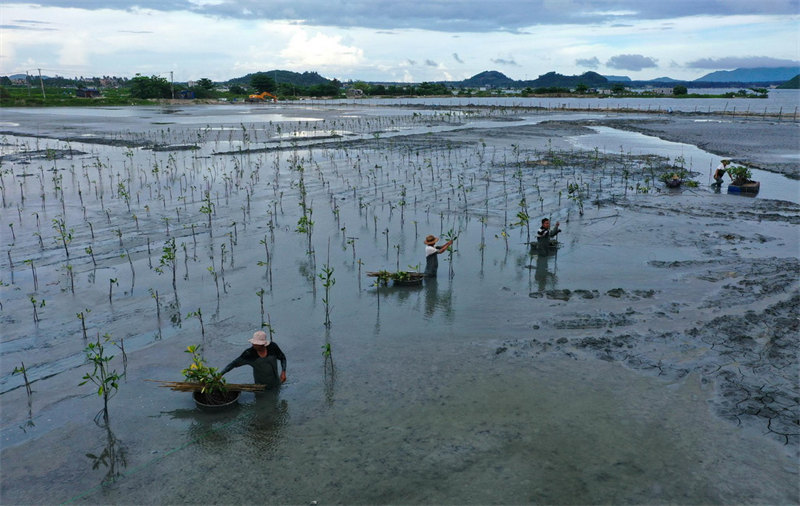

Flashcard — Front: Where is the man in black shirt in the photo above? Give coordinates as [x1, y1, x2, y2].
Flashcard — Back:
[220, 331, 287, 389]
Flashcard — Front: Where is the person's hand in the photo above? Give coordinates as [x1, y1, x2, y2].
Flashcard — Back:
[280, 371, 287, 383]
[555, 221, 560, 227]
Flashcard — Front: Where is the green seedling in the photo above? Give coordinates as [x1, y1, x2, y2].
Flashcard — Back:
[30, 296, 44, 323]
[108, 278, 118, 304]
[77, 309, 91, 340]
[23, 259, 38, 291]
[80, 333, 121, 425]
[187, 308, 205, 341]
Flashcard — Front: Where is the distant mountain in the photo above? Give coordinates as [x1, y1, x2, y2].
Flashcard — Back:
[227, 70, 331, 87]
[776, 74, 800, 89]
[651, 77, 680, 83]
[604, 75, 631, 82]
[526, 71, 608, 88]
[461, 71, 515, 87]
[695, 66, 800, 83]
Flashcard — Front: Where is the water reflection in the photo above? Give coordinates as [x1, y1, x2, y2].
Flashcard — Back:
[423, 279, 454, 320]
[533, 253, 558, 293]
[86, 423, 127, 485]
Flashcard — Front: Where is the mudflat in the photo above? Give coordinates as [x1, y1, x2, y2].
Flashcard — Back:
[0, 105, 797, 504]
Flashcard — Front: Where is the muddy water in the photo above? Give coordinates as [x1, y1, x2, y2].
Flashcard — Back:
[0, 105, 797, 504]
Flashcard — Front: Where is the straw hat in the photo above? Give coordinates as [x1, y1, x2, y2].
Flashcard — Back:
[249, 330, 270, 346]
[424, 235, 438, 246]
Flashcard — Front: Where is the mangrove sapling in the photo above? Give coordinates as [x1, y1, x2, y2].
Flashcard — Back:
[30, 296, 44, 323]
[149, 289, 163, 340]
[12, 362, 34, 422]
[256, 289, 267, 328]
[208, 266, 221, 301]
[124, 249, 135, 288]
[24, 259, 38, 291]
[80, 333, 121, 425]
[52, 217, 73, 259]
[319, 260, 335, 328]
[219, 244, 228, 294]
[187, 308, 206, 342]
[108, 278, 118, 304]
[77, 309, 91, 340]
[155, 238, 178, 296]
[8, 223, 15, 242]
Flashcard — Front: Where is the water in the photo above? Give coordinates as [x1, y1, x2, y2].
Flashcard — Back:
[330, 88, 800, 115]
[565, 125, 800, 204]
[0, 104, 796, 504]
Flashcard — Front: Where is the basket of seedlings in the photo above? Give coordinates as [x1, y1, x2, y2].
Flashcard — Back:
[149, 345, 265, 411]
[367, 270, 425, 286]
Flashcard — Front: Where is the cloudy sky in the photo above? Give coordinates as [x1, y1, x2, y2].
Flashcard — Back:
[2, 1, 799, 83]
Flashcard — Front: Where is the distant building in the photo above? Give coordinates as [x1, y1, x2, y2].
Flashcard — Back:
[179, 90, 196, 99]
[76, 88, 100, 98]
[345, 87, 364, 98]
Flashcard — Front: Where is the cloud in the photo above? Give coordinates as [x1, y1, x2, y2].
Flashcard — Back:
[453, 53, 463, 64]
[406, 59, 417, 66]
[491, 57, 518, 66]
[279, 31, 364, 68]
[606, 54, 658, 71]
[2, 19, 57, 31]
[686, 56, 800, 69]
[575, 56, 599, 68]
[425, 59, 438, 67]
[23, 1, 800, 33]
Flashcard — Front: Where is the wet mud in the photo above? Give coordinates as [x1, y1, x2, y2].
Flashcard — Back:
[0, 104, 797, 504]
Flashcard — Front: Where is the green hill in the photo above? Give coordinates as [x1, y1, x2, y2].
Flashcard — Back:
[461, 71, 515, 87]
[227, 70, 330, 87]
[525, 71, 607, 88]
[776, 74, 800, 89]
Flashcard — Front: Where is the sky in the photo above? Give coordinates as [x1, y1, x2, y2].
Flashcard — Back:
[2, 1, 799, 83]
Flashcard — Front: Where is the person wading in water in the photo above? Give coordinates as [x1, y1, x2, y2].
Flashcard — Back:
[423, 234, 454, 278]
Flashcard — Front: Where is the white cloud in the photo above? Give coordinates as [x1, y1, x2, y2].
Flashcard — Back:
[279, 30, 364, 68]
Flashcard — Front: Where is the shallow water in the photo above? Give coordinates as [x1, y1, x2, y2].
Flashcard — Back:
[565, 125, 800, 204]
[0, 105, 796, 504]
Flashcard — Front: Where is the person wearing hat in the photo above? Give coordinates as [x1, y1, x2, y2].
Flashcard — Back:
[713, 159, 732, 186]
[219, 331, 287, 389]
[424, 234, 454, 278]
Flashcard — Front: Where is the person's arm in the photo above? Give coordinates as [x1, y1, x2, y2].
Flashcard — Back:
[437, 239, 454, 254]
[549, 222, 561, 237]
[270, 342, 288, 382]
[219, 350, 249, 376]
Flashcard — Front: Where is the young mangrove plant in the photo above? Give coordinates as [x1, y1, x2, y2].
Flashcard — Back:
[155, 238, 178, 296]
[80, 333, 121, 425]
[443, 229, 458, 279]
[149, 289, 162, 340]
[23, 259, 38, 292]
[30, 296, 44, 323]
[12, 362, 33, 417]
[318, 262, 335, 328]
[256, 288, 266, 328]
[108, 278, 118, 304]
[187, 308, 205, 342]
[77, 308, 91, 340]
[51, 217, 73, 259]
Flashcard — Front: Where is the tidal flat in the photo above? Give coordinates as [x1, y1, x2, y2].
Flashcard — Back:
[0, 103, 797, 504]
